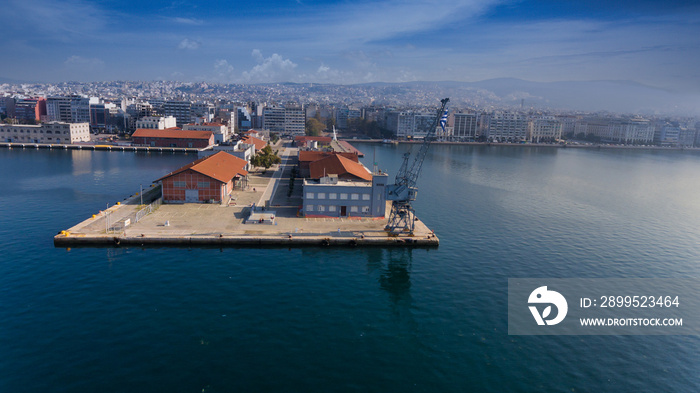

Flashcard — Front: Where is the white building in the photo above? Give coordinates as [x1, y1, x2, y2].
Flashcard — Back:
[385, 111, 415, 139]
[487, 112, 528, 142]
[576, 118, 654, 144]
[197, 140, 255, 168]
[135, 116, 177, 130]
[1, 122, 91, 144]
[184, 122, 231, 143]
[528, 117, 562, 143]
[262, 103, 305, 135]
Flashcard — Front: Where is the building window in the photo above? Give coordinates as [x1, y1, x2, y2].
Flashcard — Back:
[350, 206, 358, 213]
[173, 181, 186, 188]
[329, 205, 337, 212]
[340, 193, 348, 200]
[362, 194, 370, 200]
[306, 192, 314, 199]
[318, 205, 325, 212]
[197, 181, 210, 188]
[351, 193, 359, 200]
[329, 193, 337, 199]
[306, 204, 314, 211]
[317, 193, 325, 199]
[362, 206, 370, 213]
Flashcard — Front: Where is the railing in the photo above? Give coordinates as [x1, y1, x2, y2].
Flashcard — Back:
[108, 198, 162, 234]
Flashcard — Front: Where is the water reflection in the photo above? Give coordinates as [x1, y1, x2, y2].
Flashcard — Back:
[362, 248, 414, 310]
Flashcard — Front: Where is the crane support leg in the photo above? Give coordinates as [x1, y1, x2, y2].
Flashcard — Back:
[385, 201, 416, 235]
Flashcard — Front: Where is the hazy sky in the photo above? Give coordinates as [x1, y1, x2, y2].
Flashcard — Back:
[2, 0, 699, 92]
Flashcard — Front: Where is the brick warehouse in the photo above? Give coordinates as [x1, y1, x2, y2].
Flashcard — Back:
[156, 152, 248, 204]
[132, 128, 215, 148]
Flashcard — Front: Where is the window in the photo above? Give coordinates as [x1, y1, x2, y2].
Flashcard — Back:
[328, 205, 337, 212]
[173, 181, 186, 188]
[350, 206, 358, 213]
[329, 193, 337, 199]
[362, 206, 370, 213]
[318, 205, 325, 212]
[340, 193, 348, 200]
[197, 181, 210, 188]
[306, 204, 314, 211]
[317, 193, 325, 199]
[306, 192, 314, 199]
[351, 193, 359, 200]
[362, 194, 370, 200]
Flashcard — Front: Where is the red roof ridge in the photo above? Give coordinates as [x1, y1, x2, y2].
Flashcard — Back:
[156, 151, 248, 183]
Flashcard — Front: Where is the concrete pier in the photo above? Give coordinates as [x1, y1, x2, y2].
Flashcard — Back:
[0, 142, 199, 153]
[54, 143, 438, 248]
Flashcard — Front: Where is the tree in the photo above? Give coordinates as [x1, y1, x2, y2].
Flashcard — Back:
[251, 145, 282, 169]
[305, 118, 325, 136]
[347, 118, 392, 139]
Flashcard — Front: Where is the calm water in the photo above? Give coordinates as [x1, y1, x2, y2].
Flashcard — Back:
[1, 145, 699, 392]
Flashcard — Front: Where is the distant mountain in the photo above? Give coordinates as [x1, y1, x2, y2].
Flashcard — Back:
[356, 78, 700, 115]
[0, 77, 34, 84]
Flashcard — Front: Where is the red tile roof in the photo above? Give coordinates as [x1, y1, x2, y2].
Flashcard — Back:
[309, 154, 372, 181]
[185, 122, 225, 127]
[241, 136, 267, 151]
[298, 151, 359, 163]
[156, 151, 248, 183]
[133, 128, 213, 139]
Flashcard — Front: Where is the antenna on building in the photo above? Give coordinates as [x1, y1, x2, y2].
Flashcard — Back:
[373, 146, 378, 174]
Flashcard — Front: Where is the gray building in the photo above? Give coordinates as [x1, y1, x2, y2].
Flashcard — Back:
[452, 113, 479, 141]
[263, 103, 305, 135]
[164, 100, 192, 127]
[303, 173, 388, 218]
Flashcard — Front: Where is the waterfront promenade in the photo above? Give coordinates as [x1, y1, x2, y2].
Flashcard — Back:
[54, 143, 438, 247]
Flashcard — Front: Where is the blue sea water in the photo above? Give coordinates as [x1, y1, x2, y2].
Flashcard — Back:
[1, 145, 699, 392]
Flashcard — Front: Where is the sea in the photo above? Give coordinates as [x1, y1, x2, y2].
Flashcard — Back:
[1, 144, 699, 392]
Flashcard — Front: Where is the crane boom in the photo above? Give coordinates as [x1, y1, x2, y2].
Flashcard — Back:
[385, 98, 449, 234]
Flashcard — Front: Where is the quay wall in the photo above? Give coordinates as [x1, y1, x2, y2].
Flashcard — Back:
[54, 234, 438, 248]
[0, 142, 199, 153]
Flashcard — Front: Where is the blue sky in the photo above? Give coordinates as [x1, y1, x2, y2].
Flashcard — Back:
[2, 0, 699, 92]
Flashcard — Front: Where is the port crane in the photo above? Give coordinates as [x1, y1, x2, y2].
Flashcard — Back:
[385, 98, 449, 235]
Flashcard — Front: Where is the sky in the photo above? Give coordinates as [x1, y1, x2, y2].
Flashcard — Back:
[2, 0, 699, 93]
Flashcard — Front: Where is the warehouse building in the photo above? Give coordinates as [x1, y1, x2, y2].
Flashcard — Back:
[156, 152, 248, 204]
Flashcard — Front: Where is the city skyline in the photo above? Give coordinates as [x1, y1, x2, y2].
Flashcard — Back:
[1, 0, 699, 95]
